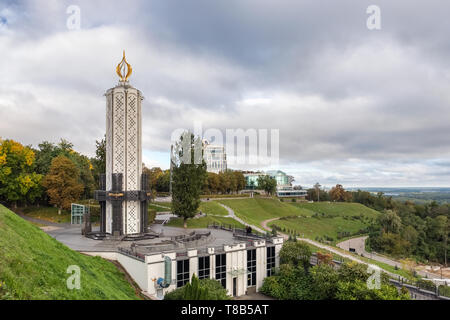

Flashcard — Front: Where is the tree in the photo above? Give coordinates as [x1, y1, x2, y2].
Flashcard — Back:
[314, 182, 321, 202]
[310, 264, 339, 299]
[307, 185, 330, 202]
[91, 136, 106, 187]
[34, 141, 60, 175]
[379, 210, 402, 234]
[34, 139, 94, 199]
[257, 175, 277, 196]
[233, 171, 246, 192]
[171, 131, 207, 228]
[41, 156, 84, 215]
[316, 252, 333, 265]
[335, 280, 409, 300]
[143, 166, 165, 194]
[279, 241, 312, 272]
[156, 170, 170, 193]
[205, 172, 220, 194]
[329, 184, 352, 202]
[0, 139, 43, 207]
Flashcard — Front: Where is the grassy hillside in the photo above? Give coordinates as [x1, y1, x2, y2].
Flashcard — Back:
[198, 201, 228, 216]
[217, 199, 379, 243]
[166, 215, 244, 229]
[0, 205, 139, 300]
[21, 206, 71, 224]
[290, 202, 379, 218]
[272, 202, 379, 243]
[218, 198, 312, 226]
[149, 201, 228, 216]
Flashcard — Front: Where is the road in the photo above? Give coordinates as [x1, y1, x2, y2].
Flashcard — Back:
[218, 203, 450, 283]
[217, 203, 406, 279]
[336, 236, 443, 280]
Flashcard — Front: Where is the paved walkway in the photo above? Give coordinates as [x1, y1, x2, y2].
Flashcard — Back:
[217, 203, 265, 234]
[18, 214, 71, 228]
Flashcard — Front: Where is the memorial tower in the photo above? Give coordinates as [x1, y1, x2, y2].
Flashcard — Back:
[94, 51, 151, 236]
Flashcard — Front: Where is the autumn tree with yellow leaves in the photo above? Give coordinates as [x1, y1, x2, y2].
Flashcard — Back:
[0, 139, 43, 207]
[42, 155, 84, 215]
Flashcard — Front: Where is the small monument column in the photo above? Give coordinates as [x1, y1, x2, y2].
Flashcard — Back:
[94, 52, 151, 237]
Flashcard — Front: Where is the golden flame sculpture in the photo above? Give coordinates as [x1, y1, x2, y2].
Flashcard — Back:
[116, 50, 132, 82]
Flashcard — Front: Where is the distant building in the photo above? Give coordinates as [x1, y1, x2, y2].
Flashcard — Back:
[203, 140, 227, 174]
[243, 172, 267, 189]
[243, 170, 307, 198]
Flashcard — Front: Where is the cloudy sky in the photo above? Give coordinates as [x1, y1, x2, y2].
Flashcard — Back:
[1, 0, 450, 187]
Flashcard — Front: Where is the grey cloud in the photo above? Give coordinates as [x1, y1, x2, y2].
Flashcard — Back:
[1, 0, 450, 186]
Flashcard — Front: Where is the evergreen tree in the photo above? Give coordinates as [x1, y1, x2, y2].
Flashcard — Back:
[171, 131, 207, 228]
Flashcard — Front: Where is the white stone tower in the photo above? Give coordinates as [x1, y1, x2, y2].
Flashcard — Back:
[94, 52, 150, 237]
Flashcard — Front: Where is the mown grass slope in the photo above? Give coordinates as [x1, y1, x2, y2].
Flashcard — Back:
[198, 201, 228, 216]
[218, 198, 312, 226]
[0, 204, 139, 300]
[21, 206, 71, 224]
[149, 201, 228, 216]
[166, 215, 244, 229]
[218, 199, 379, 243]
[290, 202, 379, 218]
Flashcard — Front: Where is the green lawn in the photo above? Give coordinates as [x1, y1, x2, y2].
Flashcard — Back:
[0, 204, 140, 300]
[166, 216, 244, 229]
[269, 216, 370, 243]
[218, 199, 379, 243]
[148, 202, 172, 212]
[218, 198, 313, 226]
[290, 202, 379, 219]
[149, 201, 228, 216]
[21, 206, 71, 224]
[199, 201, 228, 216]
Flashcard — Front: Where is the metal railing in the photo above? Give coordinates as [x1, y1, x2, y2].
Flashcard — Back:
[118, 247, 145, 262]
[207, 223, 269, 240]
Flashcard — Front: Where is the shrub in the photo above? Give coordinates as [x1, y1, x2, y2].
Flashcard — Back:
[164, 276, 231, 300]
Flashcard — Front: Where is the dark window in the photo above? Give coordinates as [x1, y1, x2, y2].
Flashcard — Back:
[198, 256, 210, 280]
[215, 254, 227, 288]
[267, 246, 276, 277]
[247, 249, 256, 287]
[177, 259, 190, 288]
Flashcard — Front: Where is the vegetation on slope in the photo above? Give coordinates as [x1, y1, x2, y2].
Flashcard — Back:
[149, 201, 228, 216]
[291, 202, 379, 218]
[166, 215, 244, 229]
[198, 201, 228, 216]
[260, 240, 409, 300]
[218, 198, 379, 243]
[0, 205, 139, 300]
[218, 198, 312, 226]
[271, 202, 379, 243]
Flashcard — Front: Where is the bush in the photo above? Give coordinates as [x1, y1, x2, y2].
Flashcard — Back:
[164, 276, 231, 300]
[438, 285, 450, 298]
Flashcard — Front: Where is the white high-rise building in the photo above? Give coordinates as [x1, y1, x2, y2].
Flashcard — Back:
[203, 140, 227, 174]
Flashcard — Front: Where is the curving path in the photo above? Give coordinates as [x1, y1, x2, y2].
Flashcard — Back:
[217, 202, 265, 234]
[336, 236, 441, 280]
[218, 203, 410, 281]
